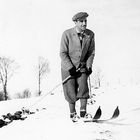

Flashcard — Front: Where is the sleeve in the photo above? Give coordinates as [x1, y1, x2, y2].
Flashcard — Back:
[86, 33, 95, 69]
[60, 31, 73, 71]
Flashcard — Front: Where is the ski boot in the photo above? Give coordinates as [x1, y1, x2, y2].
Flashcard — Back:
[70, 112, 80, 122]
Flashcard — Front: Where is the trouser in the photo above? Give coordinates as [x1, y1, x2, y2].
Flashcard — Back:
[69, 98, 87, 113]
[61, 69, 89, 113]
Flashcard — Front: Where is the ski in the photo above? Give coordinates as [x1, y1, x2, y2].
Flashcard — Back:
[84, 106, 120, 123]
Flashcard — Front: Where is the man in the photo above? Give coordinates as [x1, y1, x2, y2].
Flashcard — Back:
[60, 12, 95, 122]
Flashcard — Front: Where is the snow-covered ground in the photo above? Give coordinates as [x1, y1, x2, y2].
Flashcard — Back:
[0, 85, 140, 140]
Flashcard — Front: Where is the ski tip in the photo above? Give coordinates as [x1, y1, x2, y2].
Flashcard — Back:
[111, 106, 120, 119]
[92, 106, 102, 120]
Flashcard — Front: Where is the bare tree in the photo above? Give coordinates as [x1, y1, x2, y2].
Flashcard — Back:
[92, 67, 103, 89]
[0, 57, 19, 100]
[38, 56, 50, 96]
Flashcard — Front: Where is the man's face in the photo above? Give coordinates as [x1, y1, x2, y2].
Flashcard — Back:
[75, 18, 87, 32]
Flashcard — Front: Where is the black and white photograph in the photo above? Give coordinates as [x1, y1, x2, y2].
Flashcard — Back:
[0, 0, 140, 139]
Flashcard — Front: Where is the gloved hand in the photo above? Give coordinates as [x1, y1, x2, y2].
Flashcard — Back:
[86, 67, 92, 75]
[69, 66, 77, 76]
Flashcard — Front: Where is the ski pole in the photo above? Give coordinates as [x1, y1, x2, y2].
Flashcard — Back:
[88, 76, 96, 105]
[88, 76, 92, 98]
[29, 74, 71, 108]
[29, 68, 81, 108]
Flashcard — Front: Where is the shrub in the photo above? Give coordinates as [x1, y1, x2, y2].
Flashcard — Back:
[14, 89, 31, 99]
[22, 89, 31, 98]
[14, 92, 23, 99]
[0, 91, 5, 101]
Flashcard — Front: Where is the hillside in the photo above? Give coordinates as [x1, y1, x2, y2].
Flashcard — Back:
[0, 86, 140, 140]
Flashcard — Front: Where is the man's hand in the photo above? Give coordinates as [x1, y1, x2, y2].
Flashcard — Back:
[69, 66, 77, 76]
[87, 67, 92, 75]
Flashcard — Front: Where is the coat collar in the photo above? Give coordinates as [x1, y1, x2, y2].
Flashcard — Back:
[71, 27, 90, 50]
[72, 27, 90, 40]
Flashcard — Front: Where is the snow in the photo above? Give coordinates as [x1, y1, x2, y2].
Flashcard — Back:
[0, 86, 140, 140]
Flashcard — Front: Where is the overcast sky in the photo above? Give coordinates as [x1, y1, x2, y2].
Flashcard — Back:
[0, 0, 140, 94]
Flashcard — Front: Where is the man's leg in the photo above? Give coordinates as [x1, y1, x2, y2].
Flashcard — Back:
[69, 102, 76, 118]
[61, 69, 79, 119]
[77, 73, 89, 117]
[80, 98, 87, 117]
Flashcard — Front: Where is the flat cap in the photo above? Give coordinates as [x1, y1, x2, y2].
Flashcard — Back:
[72, 12, 89, 21]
